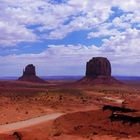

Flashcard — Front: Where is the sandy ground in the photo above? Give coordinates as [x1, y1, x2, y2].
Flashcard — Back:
[103, 97, 124, 104]
[0, 80, 140, 139]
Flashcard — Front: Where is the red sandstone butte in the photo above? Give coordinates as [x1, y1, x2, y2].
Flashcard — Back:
[18, 64, 45, 83]
[78, 57, 121, 85]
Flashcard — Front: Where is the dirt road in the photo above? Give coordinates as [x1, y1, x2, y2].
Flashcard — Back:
[0, 113, 63, 134]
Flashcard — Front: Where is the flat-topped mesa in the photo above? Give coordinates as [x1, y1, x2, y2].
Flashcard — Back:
[18, 64, 45, 83]
[86, 57, 111, 78]
[78, 57, 122, 85]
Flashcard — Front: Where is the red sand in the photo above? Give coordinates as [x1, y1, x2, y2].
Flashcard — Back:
[0, 80, 140, 139]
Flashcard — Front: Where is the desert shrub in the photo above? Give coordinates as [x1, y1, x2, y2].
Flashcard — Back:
[48, 88, 84, 96]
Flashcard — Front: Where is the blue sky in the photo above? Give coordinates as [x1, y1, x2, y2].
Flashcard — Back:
[0, 0, 140, 76]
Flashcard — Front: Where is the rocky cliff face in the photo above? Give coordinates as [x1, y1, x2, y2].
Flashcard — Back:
[18, 64, 45, 83]
[23, 64, 36, 76]
[86, 57, 111, 78]
[79, 57, 121, 85]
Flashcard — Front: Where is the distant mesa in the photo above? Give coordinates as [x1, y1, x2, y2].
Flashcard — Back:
[78, 57, 122, 85]
[18, 64, 45, 83]
[86, 57, 111, 78]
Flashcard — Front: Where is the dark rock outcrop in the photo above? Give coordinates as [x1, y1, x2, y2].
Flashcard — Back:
[86, 57, 111, 78]
[23, 64, 36, 76]
[103, 105, 137, 113]
[78, 57, 121, 85]
[18, 64, 45, 83]
[13, 132, 22, 140]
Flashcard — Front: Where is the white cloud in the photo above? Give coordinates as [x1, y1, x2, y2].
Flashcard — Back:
[0, 0, 140, 45]
[112, 0, 140, 12]
[0, 42, 140, 76]
[0, 0, 113, 44]
[88, 28, 120, 39]
[0, 44, 99, 76]
[102, 28, 140, 55]
[0, 0, 140, 76]
[0, 21, 37, 46]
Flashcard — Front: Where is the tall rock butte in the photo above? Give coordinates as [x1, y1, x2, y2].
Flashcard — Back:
[86, 57, 111, 78]
[79, 57, 121, 84]
[18, 64, 45, 83]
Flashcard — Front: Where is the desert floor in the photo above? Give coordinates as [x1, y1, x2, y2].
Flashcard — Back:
[0, 79, 140, 140]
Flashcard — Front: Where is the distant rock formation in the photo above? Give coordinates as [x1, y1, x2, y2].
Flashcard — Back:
[78, 57, 121, 85]
[23, 64, 36, 76]
[18, 64, 45, 83]
[86, 57, 111, 78]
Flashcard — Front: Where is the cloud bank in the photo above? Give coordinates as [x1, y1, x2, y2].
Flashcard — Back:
[0, 0, 140, 76]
